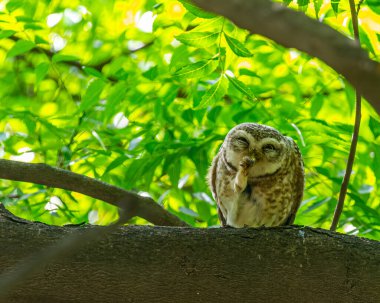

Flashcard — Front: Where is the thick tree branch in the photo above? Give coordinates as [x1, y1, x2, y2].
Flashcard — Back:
[0, 159, 188, 227]
[191, 0, 380, 115]
[0, 222, 379, 302]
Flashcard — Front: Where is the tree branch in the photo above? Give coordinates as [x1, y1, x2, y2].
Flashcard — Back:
[0, 159, 189, 227]
[191, 0, 380, 115]
[330, 0, 362, 231]
[0, 222, 379, 302]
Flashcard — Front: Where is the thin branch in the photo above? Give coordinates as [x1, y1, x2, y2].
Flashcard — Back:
[330, 0, 362, 231]
[9, 35, 154, 80]
[0, 159, 189, 227]
[191, 0, 380, 115]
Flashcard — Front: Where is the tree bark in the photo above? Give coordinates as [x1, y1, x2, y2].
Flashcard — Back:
[0, 218, 379, 303]
[191, 0, 380, 115]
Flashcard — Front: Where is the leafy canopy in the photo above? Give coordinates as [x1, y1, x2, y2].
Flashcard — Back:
[0, 0, 379, 239]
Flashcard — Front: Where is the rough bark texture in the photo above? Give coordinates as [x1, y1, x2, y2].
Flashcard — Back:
[192, 0, 380, 115]
[0, 219, 379, 303]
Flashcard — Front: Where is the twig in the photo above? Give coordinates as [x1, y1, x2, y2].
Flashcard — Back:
[191, 0, 380, 114]
[0, 159, 189, 227]
[9, 35, 154, 79]
[330, 0, 361, 231]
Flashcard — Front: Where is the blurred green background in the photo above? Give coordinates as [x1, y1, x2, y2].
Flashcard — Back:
[0, 0, 379, 239]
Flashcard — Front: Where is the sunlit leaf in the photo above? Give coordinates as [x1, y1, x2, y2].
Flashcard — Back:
[313, 0, 323, 18]
[83, 67, 105, 79]
[7, 40, 35, 58]
[195, 76, 228, 109]
[0, 30, 16, 39]
[310, 94, 324, 117]
[80, 79, 106, 111]
[35, 62, 50, 86]
[52, 54, 80, 63]
[227, 75, 256, 100]
[224, 33, 252, 57]
[173, 58, 219, 79]
[178, 0, 216, 19]
[142, 66, 158, 80]
[176, 31, 220, 48]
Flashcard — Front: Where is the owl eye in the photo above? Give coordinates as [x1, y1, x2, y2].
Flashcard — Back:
[236, 137, 249, 145]
[263, 144, 276, 151]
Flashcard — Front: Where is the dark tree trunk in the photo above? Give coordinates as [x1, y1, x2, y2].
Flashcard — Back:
[0, 218, 379, 303]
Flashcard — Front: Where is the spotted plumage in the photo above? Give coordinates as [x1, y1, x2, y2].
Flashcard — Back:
[208, 123, 304, 228]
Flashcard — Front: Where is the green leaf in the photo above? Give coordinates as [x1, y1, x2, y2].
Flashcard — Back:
[330, 0, 340, 14]
[173, 59, 219, 79]
[24, 23, 44, 30]
[297, 0, 309, 12]
[104, 156, 128, 175]
[176, 31, 220, 48]
[83, 67, 105, 79]
[35, 35, 49, 45]
[359, 29, 376, 55]
[142, 66, 158, 80]
[105, 82, 127, 118]
[7, 40, 35, 58]
[190, 16, 224, 32]
[227, 75, 256, 100]
[313, 0, 323, 18]
[367, 0, 380, 14]
[369, 116, 380, 139]
[195, 76, 228, 109]
[35, 62, 50, 85]
[239, 68, 261, 78]
[297, 0, 309, 6]
[178, 0, 216, 19]
[224, 33, 252, 57]
[310, 94, 324, 117]
[168, 160, 181, 187]
[52, 54, 80, 63]
[6, 0, 24, 12]
[0, 30, 16, 39]
[80, 79, 106, 111]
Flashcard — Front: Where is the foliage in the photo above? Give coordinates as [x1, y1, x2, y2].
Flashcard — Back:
[0, 0, 379, 239]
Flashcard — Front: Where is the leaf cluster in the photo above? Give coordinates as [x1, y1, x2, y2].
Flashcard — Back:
[0, 0, 379, 238]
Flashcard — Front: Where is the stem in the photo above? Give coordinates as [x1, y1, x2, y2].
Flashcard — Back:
[330, 0, 361, 231]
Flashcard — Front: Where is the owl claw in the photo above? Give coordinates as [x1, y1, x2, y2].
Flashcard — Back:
[234, 157, 254, 193]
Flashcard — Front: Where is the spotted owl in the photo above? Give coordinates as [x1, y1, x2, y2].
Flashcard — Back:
[208, 123, 304, 228]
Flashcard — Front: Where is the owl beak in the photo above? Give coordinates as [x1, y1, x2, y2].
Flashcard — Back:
[250, 148, 259, 161]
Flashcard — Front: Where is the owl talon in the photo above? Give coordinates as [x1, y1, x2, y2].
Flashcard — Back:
[234, 171, 247, 193]
[240, 157, 254, 173]
[234, 157, 254, 193]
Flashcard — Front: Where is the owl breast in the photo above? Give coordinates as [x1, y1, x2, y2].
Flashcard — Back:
[208, 123, 304, 228]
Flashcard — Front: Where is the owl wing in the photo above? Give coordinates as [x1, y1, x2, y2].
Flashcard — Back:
[284, 141, 305, 225]
[207, 153, 227, 227]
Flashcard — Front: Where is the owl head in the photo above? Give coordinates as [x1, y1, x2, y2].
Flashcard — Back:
[222, 123, 295, 178]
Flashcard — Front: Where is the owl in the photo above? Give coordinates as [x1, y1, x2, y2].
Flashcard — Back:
[208, 123, 304, 228]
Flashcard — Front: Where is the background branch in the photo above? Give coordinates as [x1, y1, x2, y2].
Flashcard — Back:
[0, 159, 189, 227]
[191, 0, 380, 115]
